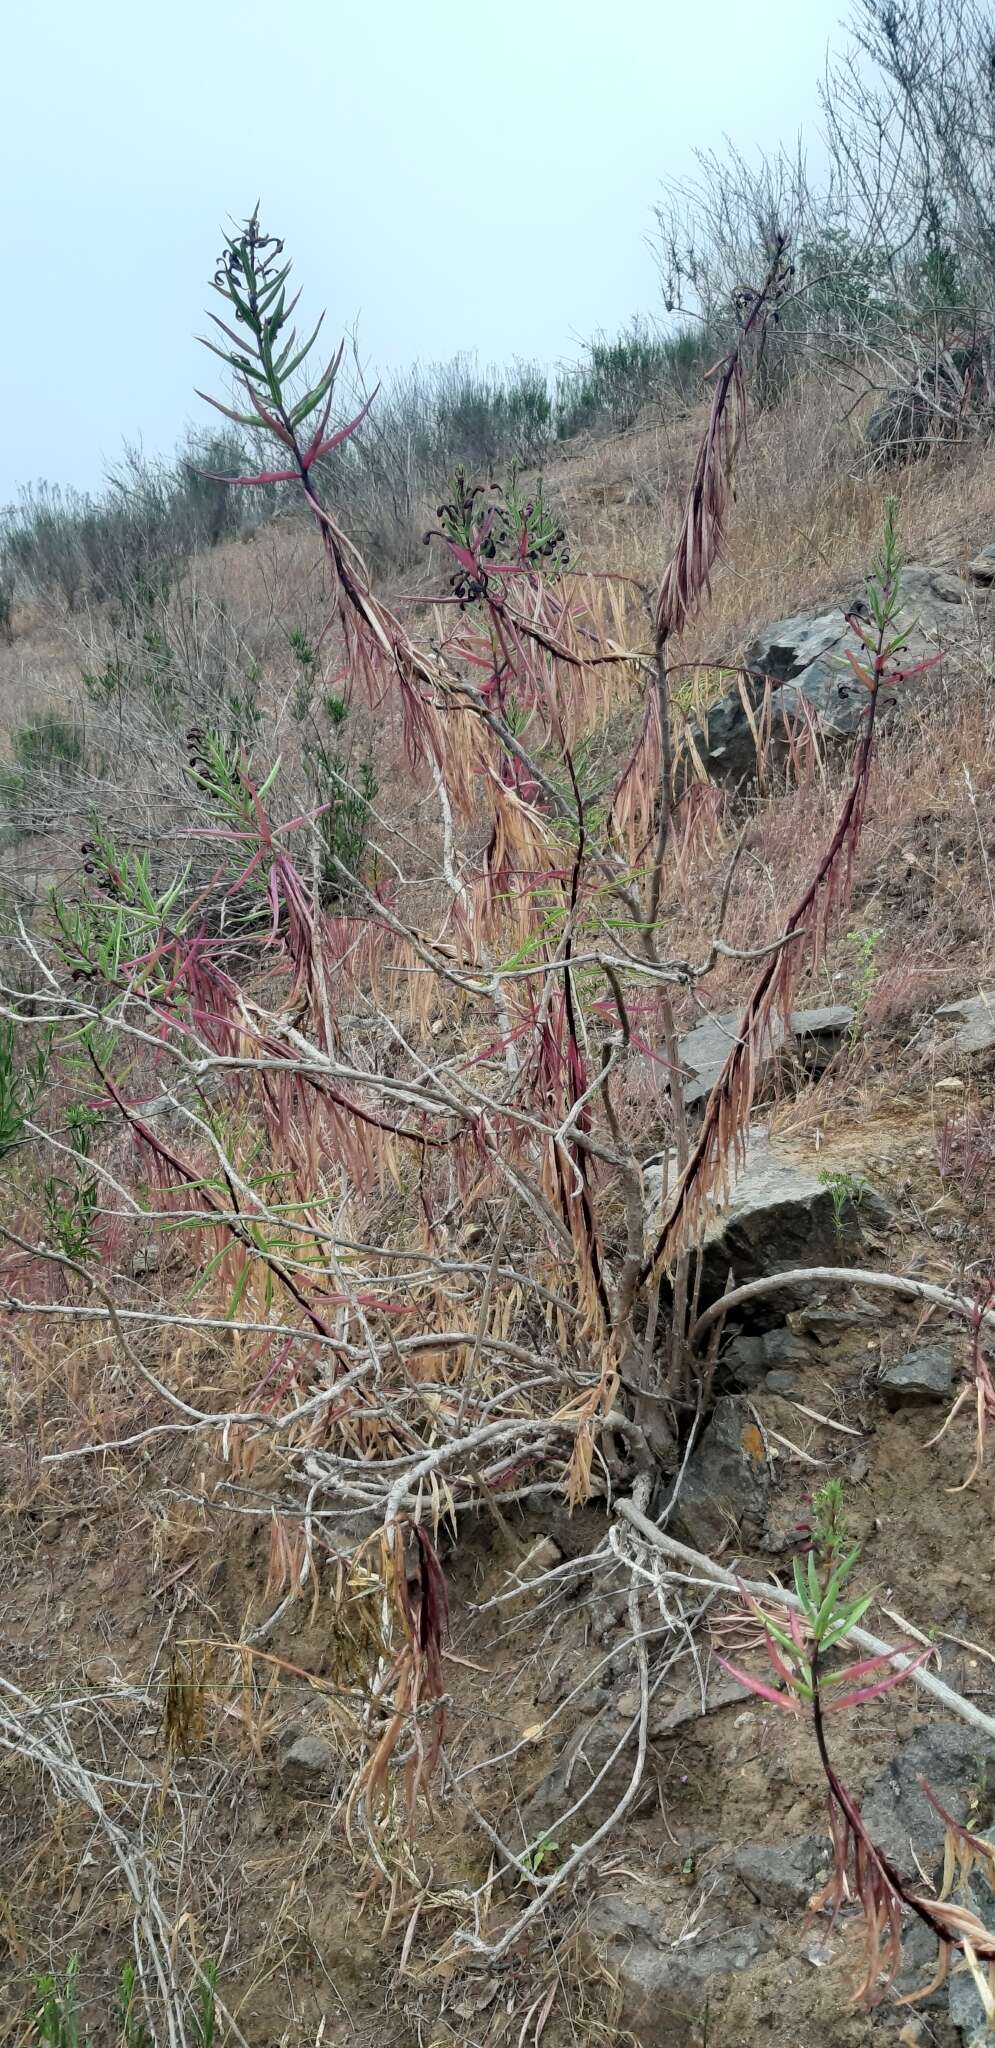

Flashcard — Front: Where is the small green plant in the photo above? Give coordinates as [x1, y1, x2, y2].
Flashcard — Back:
[28, 1955, 215, 2048]
[718, 1481, 995, 2004]
[43, 1107, 100, 1264]
[0, 1018, 48, 1160]
[192, 1961, 218, 2048]
[520, 1833, 561, 1878]
[13, 711, 84, 778]
[0, 764, 30, 845]
[288, 625, 319, 722]
[845, 925, 883, 1044]
[135, 619, 178, 716]
[430, 465, 568, 606]
[32, 1954, 89, 2048]
[299, 693, 378, 905]
[81, 660, 125, 706]
[221, 684, 262, 751]
[117, 1965, 152, 2048]
[817, 1166, 867, 1240]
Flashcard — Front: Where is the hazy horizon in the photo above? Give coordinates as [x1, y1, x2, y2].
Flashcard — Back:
[3, 0, 842, 500]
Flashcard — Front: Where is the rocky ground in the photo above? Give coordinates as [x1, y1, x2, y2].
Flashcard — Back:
[4, 472, 995, 2045]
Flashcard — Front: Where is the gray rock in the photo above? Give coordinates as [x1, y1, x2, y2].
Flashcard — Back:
[656, 1671, 749, 1733]
[792, 1003, 857, 1043]
[588, 1889, 773, 2047]
[647, 1130, 890, 1316]
[687, 567, 962, 787]
[723, 1326, 813, 1390]
[937, 992, 995, 1054]
[763, 1327, 815, 1363]
[677, 1009, 766, 1112]
[861, 1722, 995, 1879]
[793, 1301, 881, 1343]
[968, 542, 995, 586]
[676, 1006, 853, 1112]
[881, 1341, 955, 1408]
[896, 563, 965, 616]
[950, 1965, 991, 2046]
[279, 1733, 339, 1794]
[747, 608, 849, 684]
[733, 1834, 830, 1909]
[722, 1333, 766, 1384]
[765, 1368, 800, 1395]
[667, 1395, 772, 1551]
[521, 1709, 615, 1833]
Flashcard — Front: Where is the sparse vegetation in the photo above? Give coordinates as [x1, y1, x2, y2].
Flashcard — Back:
[718, 1481, 995, 2003]
[5, 7, 995, 2044]
[818, 1166, 868, 1238]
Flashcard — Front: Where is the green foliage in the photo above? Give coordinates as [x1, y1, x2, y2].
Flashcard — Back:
[28, 1954, 216, 2048]
[117, 1965, 152, 2048]
[428, 362, 552, 468]
[192, 1961, 218, 2048]
[432, 466, 568, 603]
[0, 764, 30, 847]
[309, 697, 378, 906]
[186, 727, 277, 837]
[54, 824, 195, 995]
[288, 625, 319, 723]
[0, 1018, 48, 1160]
[1, 433, 250, 615]
[795, 228, 899, 335]
[817, 1167, 867, 1240]
[520, 1833, 561, 1877]
[32, 1955, 88, 2048]
[846, 925, 883, 1042]
[749, 1482, 877, 1709]
[206, 208, 338, 444]
[0, 714, 85, 842]
[80, 660, 124, 707]
[43, 1107, 100, 1264]
[13, 712, 84, 777]
[555, 319, 706, 437]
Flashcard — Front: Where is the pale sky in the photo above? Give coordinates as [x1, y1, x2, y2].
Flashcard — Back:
[2, 0, 842, 497]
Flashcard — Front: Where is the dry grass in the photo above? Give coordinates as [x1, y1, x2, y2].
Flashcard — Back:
[4, 366, 995, 2044]
[554, 369, 995, 659]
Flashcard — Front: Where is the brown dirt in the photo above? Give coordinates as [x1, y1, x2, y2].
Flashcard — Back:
[4, 390, 995, 2046]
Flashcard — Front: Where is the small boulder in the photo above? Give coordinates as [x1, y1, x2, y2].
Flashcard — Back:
[893, 563, 965, 616]
[764, 1368, 801, 1396]
[746, 607, 848, 685]
[686, 568, 961, 788]
[667, 1395, 772, 1551]
[647, 1130, 892, 1314]
[936, 992, 995, 1055]
[588, 1888, 773, 2047]
[733, 1834, 830, 1910]
[968, 542, 995, 586]
[861, 1722, 995, 1880]
[865, 385, 935, 463]
[881, 1341, 955, 1409]
[723, 1327, 813, 1390]
[794, 1302, 880, 1344]
[279, 1733, 339, 1795]
[676, 1006, 853, 1113]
